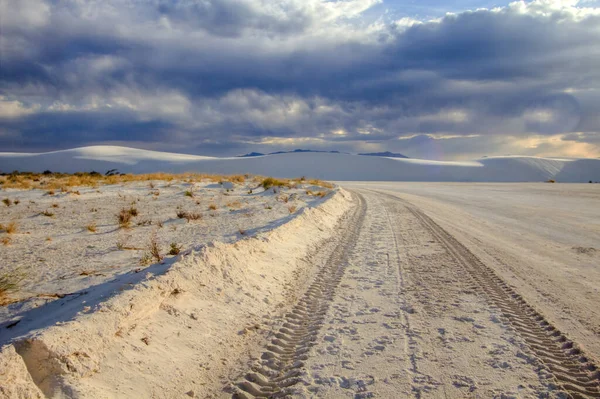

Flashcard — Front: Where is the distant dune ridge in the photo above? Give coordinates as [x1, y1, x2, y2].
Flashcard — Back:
[1, 146, 599, 182]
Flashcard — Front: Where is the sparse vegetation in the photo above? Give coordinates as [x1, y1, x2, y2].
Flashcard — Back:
[6, 222, 17, 233]
[226, 201, 242, 209]
[148, 232, 163, 263]
[0, 272, 21, 305]
[118, 208, 134, 228]
[288, 205, 297, 213]
[261, 177, 288, 190]
[169, 243, 182, 255]
[1, 236, 11, 246]
[86, 222, 97, 233]
[176, 211, 202, 222]
[208, 204, 217, 211]
[2, 198, 11, 207]
[184, 190, 194, 197]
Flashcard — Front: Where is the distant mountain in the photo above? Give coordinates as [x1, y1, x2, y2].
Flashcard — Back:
[238, 149, 344, 157]
[238, 152, 265, 157]
[269, 149, 344, 155]
[359, 151, 408, 158]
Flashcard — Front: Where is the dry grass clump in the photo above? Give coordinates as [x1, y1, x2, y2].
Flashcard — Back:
[1, 171, 259, 190]
[307, 179, 334, 189]
[86, 222, 97, 233]
[41, 210, 55, 217]
[226, 201, 242, 209]
[2, 198, 12, 207]
[118, 208, 137, 228]
[228, 175, 246, 184]
[0, 221, 18, 234]
[261, 177, 289, 190]
[306, 190, 328, 198]
[288, 205, 297, 214]
[139, 232, 164, 265]
[1, 236, 11, 246]
[208, 204, 217, 211]
[0, 273, 21, 305]
[176, 211, 202, 222]
[168, 243, 182, 255]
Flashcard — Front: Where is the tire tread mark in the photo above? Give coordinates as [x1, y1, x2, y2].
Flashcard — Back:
[371, 190, 599, 399]
[228, 192, 367, 398]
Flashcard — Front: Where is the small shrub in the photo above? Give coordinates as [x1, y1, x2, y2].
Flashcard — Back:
[51, 203, 59, 208]
[226, 201, 242, 209]
[239, 228, 246, 235]
[176, 211, 202, 222]
[248, 189, 253, 194]
[13, 200, 20, 205]
[169, 243, 182, 255]
[208, 204, 217, 211]
[1, 236, 11, 246]
[546, 179, 556, 183]
[41, 210, 54, 217]
[2, 198, 11, 207]
[86, 222, 97, 233]
[128, 207, 138, 216]
[184, 190, 194, 197]
[261, 177, 287, 190]
[139, 253, 152, 266]
[288, 205, 297, 213]
[149, 233, 163, 262]
[0, 273, 21, 304]
[46, 190, 55, 196]
[118, 208, 132, 228]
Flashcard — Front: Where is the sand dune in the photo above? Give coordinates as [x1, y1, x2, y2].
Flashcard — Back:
[2, 145, 599, 182]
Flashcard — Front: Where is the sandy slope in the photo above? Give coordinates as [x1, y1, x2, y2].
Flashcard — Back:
[0, 187, 353, 398]
[2, 145, 600, 182]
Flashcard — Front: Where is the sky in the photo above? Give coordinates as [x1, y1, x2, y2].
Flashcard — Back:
[1, 0, 600, 159]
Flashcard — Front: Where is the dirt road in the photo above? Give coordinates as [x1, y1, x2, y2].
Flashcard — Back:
[229, 189, 600, 398]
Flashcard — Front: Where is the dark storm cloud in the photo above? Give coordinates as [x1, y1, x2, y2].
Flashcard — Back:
[1, 0, 600, 157]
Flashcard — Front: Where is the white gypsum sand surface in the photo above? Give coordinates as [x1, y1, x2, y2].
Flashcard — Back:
[0, 177, 348, 398]
[229, 186, 598, 398]
[342, 182, 600, 362]
[0, 177, 329, 319]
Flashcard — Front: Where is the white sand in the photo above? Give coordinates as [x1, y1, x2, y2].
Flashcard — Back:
[1, 173, 599, 398]
[0, 183, 353, 398]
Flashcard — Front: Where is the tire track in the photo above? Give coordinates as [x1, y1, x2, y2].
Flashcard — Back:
[374, 190, 599, 399]
[228, 192, 367, 398]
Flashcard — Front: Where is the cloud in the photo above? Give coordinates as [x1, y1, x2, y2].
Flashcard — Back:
[0, 0, 599, 158]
